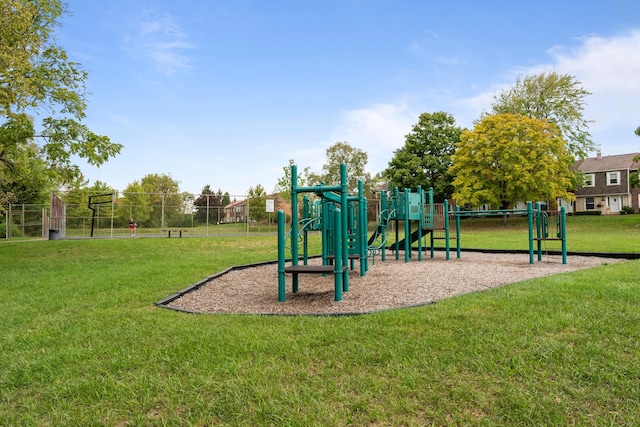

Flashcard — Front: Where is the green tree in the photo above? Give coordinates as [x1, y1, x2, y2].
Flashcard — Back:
[274, 159, 310, 205]
[1, 0, 121, 205]
[63, 177, 114, 226]
[449, 114, 576, 210]
[384, 112, 463, 202]
[118, 181, 152, 228]
[307, 141, 372, 195]
[0, 140, 50, 208]
[488, 71, 594, 159]
[193, 185, 228, 225]
[247, 184, 267, 223]
[120, 174, 185, 228]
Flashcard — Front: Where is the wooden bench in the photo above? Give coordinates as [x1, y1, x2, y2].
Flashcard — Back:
[162, 229, 188, 238]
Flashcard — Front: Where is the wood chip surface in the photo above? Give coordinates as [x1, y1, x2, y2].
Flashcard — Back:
[166, 252, 623, 315]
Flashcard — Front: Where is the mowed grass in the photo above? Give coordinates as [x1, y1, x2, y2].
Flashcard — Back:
[1, 217, 640, 425]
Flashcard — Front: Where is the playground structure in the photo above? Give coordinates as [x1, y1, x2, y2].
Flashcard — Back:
[453, 203, 568, 265]
[277, 163, 568, 303]
[374, 185, 459, 263]
[277, 163, 368, 302]
[375, 190, 567, 265]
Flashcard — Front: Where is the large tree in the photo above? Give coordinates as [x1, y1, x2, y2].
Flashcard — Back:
[488, 71, 594, 159]
[449, 114, 575, 210]
[384, 111, 463, 202]
[193, 185, 229, 225]
[1, 0, 121, 206]
[63, 176, 112, 223]
[117, 181, 152, 227]
[307, 141, 372, 196]
[120, 174, 186, 228]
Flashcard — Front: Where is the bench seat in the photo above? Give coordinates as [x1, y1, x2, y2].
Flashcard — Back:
[284, 265, 348, 274]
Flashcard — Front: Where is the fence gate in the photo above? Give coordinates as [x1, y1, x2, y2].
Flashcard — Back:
[50, 192, 66, 238]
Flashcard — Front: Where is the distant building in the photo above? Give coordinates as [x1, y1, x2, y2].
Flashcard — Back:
[223, 194, 292, 223]
[573, 152, 640, 214]
[223, 199, 247, 223]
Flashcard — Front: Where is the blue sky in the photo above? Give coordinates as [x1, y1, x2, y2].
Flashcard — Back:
[58, 0, 640, 197]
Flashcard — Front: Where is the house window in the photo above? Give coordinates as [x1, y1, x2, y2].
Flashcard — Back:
[584, 173, 595, 187]
[607, 171, 620, 185]
[586, 197, 595, 210]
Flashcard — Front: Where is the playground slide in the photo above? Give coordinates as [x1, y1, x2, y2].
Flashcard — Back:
[388, 228, 432, 251]
[367, 224, 385, 246]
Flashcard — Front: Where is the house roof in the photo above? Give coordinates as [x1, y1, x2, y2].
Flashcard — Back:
[224, 199, 246, 209]
[575, 152, 640, 173]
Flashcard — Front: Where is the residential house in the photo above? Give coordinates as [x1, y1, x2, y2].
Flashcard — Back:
[573, 152, 640, 214]
[223, 195, 291, 224]
[223, 199, 247, 223]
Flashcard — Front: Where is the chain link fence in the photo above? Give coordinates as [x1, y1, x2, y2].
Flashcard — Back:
[1, 194, 282, 239]
[2, 192, 384, 240]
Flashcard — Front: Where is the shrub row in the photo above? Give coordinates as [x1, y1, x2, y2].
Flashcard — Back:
[573, 210, 602, 216]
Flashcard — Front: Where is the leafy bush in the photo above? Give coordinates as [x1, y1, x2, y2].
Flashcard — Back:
[620, 206, 635, 215]
[574, 210, 602, 216]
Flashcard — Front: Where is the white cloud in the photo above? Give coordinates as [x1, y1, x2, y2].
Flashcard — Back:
[549, 31, 640, 94]
[331, 102, 419, 174]
[548, 30, 640, 134]
[125, 12, 195, 76]
[455, 30, 640, 153]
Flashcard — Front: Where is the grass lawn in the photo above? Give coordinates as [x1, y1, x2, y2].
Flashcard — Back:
[1, 217, 639, 425]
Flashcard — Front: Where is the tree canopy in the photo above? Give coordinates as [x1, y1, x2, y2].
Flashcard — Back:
[306, 141, 372, 196]
[384, 111, 462, 202]
[247, 184, 267, 223]
[488, 71, 594, 160]
[120, 174, 187, 228]
[1, 0, 121, 206]
[193, 185, 229, 224]
[449, 114, 576, 209]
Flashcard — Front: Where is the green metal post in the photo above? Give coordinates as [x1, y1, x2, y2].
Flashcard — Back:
[359, 181, 367, 276]
[527, 202, 534, 264]
[290, 164, 299, 292]
[303, 196, 310, 264]
[417, 186, 423, 261]
[321, 198, 329, 265]
[428, 187, 435, 259]
[455, 205, 461, 259]
[381, 190, 387, 262]
[338, 163, 349, 292]
[560, 206, 567, 264]
[348, 200, 355, 270]
[333, 207, 343, 301]
[393, 187, 400, 261]
[534, 202, 541, 261]
[277, 210, 286, 302]
[444, 199, 450, 261]
[404, 188, 410, 263]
